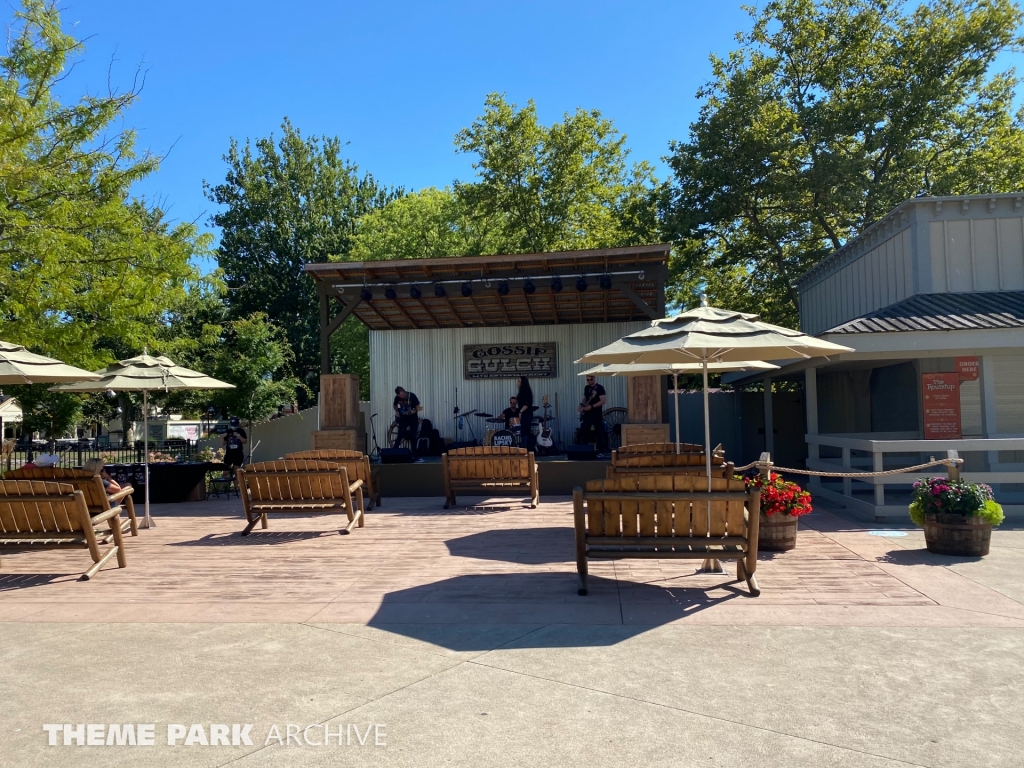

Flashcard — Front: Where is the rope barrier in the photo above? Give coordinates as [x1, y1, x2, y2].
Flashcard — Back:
[731, 457, 963, 478]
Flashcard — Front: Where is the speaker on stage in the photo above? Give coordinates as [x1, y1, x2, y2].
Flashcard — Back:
[447, 440, 479, 451]
[565, 444, 599, 461]
[380, 447, 414, 464]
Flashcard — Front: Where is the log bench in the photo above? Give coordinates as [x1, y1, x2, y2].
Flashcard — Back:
[442, 446, 540, 509]
[284, 449, 381, 509]
[608, 442, 729, 478]
[573, 474, 761, 597]
[0, 479, 127, 580]
[7, 467, 138, 536]
[236, 460, 365, 536]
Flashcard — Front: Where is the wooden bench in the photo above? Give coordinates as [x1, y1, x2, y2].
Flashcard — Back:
[0, 479, 127, 580]
[7, 467, 138, 536]
[608, 442, 727, 477]
[236, 460, 365, 536]
[442, 446, 540, 509]
[573, 474, 762, 597]
[284, 450, 381, 509]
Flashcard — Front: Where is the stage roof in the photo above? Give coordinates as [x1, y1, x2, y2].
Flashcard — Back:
[305, 244, 671, 331]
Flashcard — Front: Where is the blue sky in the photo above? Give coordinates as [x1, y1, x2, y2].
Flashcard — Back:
[6, 0, 751, 239]
[7, 1, 1024, 254]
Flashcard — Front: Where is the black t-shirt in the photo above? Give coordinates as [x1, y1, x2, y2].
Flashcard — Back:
[501, 406, 519, 426]
[583, 383, 606, 418]
[393, 392, 420, 418]
[224, 427, 247, 452]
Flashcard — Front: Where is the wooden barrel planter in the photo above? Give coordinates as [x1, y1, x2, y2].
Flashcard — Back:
[758, 513, 799, 551]
[923, 513, 992, 556]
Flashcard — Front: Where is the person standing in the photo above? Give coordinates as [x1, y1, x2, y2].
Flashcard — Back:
[516, 376, 535, 451]
[222, 417, 248, 470]
[392, 386, 421, 449]
[578, 374, 608, 452]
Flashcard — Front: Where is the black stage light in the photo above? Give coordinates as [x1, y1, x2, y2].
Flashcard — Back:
[498, 281, 510, 296]
[576, 277, 588, 292]
[434, 283, 447, 298]
[360, 287, 372, 301]
[523, 279, 536, 295]
[461, 282, 473, 297]
[384, 286, 397, 300]
[409, 285, 422, 299]
[599, 274, 612, 290]
[550, 277, 563, 293]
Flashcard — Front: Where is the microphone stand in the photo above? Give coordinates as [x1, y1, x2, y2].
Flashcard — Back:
[369, 413, 382, 461]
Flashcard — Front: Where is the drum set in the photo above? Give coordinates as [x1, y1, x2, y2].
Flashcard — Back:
[473, 406, 554, 449]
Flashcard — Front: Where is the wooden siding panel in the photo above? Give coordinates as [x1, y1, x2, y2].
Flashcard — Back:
[998, 217, 1024, 290]
[930, 221, 947, 292]
[973, 218, 1000, 291]
[946, 220, 973, 292]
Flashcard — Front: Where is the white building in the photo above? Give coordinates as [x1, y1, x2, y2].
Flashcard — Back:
[730, 193, 1024, 519]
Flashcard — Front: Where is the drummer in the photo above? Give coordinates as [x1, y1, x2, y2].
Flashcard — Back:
[501, 397, 519, 429]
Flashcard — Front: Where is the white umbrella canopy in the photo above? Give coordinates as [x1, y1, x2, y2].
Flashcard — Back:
[577, 296, 853, 490]
[576, 303, 852, 365]
[578, 361, 780, 454]
[0, 340, 102, 384]
[52, 353, 234, 528]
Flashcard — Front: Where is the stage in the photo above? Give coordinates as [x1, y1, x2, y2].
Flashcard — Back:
[375, 455, 611, 497]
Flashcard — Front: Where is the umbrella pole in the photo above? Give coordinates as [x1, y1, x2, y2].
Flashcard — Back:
[700, 356, 722, 574]
[673, 373, 680, 455]
[143, 389, 153, 529]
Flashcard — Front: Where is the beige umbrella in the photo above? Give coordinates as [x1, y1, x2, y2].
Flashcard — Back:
[52, 353, 234, 528]
[0, 341, 102, 384]
[578, 297, 853, 482]
[578, 361, 780, 453]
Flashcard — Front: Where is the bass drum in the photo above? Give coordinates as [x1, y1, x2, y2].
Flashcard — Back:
[491, 429, 517, 448]
[484, 429, 496, 446]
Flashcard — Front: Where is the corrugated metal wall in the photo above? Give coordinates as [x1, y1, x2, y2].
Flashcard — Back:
[370, 322, 649, 445]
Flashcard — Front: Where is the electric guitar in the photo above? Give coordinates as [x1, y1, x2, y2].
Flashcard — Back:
[537, 394, 554, 447]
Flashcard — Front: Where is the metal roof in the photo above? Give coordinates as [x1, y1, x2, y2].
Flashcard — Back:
[824, 291, 1024, 334]
[305, 244, 671, 330]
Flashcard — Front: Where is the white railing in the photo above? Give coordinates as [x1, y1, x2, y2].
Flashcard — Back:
[804, 433, 1024, 520]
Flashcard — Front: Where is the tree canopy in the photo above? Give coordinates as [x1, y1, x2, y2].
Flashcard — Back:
[0, 0, 210, 368]
[662, 0, 1024, 325]
[205, 119, 397, 395]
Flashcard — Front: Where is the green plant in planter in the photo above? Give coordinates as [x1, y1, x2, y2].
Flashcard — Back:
[909, 478, 1004, 526]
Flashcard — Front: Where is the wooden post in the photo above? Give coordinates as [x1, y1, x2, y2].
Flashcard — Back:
[573, 487, 589, 595]
[946, 449, 961, 482]
[841, 447, 852, 497]
[873, 450, 885, 507]
[763, 378, 774, 457]
[805, 367, 819, 489]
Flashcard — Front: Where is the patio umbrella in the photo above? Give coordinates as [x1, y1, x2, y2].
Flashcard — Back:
[52, 353, 233, 528]
[577, 297, 854, 485]
[0, 340, 102, 384]
[578, 361, 780, 454]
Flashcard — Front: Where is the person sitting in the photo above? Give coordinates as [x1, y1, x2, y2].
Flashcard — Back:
[501, 397, 519, 429]
[82, 457, 123, 495]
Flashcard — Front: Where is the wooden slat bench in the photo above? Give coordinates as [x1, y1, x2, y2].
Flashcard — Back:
[573, 474, 762, 597]
[7, 467, 138, 536]
[442, 446, 540, 509]
[284, 450, 381, 509]
[0, 480, 128, 580]
[608, 442, 727, 477]
[236, 460, 365, 536]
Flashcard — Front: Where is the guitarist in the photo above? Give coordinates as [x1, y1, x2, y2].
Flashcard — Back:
[393, 386, 421, 448]
[578, 375, 608, 452]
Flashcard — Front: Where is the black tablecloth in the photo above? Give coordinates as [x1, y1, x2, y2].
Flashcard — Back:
[105, 462, 221, 504]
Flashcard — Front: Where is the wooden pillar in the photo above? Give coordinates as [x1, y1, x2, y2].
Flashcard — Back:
[805, 367, 819, 489]
[627, 376, 663, 423]
[320, 292, 331, 375]
[763, 377, 774, 457]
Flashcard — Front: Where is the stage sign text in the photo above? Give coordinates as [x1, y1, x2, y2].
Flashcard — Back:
[463, 343, 557, 379]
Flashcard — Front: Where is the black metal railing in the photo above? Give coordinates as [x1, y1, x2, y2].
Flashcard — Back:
[1, 440, 202, 473]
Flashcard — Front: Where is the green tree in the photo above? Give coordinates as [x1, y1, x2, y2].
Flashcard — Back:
[0, 0, 210, 367]
[662, 0, 1024, 325]
[455, 93, 660, 253]
[205, 120, 398, 395]
[211, 313, 304, 430]
[5, 385, 81, 441]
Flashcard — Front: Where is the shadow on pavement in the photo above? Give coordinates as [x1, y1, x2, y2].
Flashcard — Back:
[367, 573, 746, 650]
[445, 527, 572, 564]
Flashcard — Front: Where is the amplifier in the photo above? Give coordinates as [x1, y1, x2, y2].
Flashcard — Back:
[565, 444, 599, 461]
[379, 447, 414, 464]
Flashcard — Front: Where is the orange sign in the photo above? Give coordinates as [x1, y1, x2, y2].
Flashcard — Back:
[922, 373, 961, 439]
[956, 357, 980, 381]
